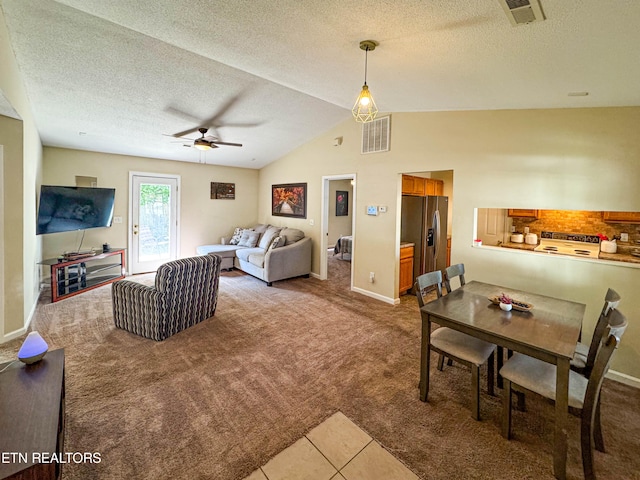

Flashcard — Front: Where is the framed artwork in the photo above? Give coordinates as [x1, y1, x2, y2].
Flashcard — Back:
[272, 183, 307, 218]
[336, 190, 349, 216]
[211, 182, 235, 199]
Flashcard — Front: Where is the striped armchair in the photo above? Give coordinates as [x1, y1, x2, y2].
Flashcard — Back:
[112, 254, 222, 341]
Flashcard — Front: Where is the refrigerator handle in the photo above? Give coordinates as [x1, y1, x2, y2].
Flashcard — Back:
[434, 209, 441, 265]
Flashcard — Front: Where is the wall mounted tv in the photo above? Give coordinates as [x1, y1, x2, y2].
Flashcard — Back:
[36, 185, 116, 235]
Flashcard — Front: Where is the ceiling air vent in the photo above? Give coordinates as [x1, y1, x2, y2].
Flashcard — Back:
[361, 115, 390, 154]
[498, 0, 545, 26]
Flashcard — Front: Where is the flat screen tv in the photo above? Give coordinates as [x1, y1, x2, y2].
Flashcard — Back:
[36, 185, 116, 235]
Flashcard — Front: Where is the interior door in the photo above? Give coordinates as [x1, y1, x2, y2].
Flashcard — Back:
[129, 174, 179, 274]
[476, 208, 507, 246]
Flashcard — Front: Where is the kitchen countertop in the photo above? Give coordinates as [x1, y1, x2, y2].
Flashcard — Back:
[500, 242, 537, 251]
[598, 244, 640, 263]
[500, 241, 640, 265]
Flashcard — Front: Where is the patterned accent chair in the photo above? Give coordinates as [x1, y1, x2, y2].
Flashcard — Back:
[112, 254, 222, 341]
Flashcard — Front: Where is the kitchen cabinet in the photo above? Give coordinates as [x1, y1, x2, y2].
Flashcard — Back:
[602, 211, 640, 223]
[402, 175, 444, 196]
[425, 178, 444, 196]
[507, 209, 539, 218]
[402, 175, 426, 196]
[399, 243, 415, 295]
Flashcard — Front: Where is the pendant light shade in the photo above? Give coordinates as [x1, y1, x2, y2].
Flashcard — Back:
[352, 40, 379, 123]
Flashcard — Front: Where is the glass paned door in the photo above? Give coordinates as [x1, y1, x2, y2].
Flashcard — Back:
[130, 174, 179, 274]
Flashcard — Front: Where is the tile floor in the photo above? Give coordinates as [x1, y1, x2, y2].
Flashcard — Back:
[242, 411, 418, 480]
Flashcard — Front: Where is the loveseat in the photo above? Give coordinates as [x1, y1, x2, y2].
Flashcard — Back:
[112, 254, 222, 341]
[196, 224, 312, 286]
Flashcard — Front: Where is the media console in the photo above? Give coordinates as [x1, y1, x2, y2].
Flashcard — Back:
[39, 248, 126, 303]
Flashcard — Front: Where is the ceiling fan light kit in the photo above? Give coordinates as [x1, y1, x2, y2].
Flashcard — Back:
[174, 126, 242, 151]
[352, 40, 379, 123]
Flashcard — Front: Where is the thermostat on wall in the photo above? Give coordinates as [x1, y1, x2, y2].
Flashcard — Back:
[367, 205, 378, 216]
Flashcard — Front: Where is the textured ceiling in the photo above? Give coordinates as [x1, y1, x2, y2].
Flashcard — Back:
[1, 0, 640, 168]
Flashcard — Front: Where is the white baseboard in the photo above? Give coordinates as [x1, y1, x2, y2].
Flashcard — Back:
[606, 369, 640, 389]
[1, 290, 39, 344]
[310, 272, 321, 280]
[351, 286, 397, 305]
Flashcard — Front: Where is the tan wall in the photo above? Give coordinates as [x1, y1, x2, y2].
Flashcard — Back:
[258, 108, 640, 380]
[0, 6, 43, 339]
[328, 179, 353, 246]
[42, 148, 259, 265]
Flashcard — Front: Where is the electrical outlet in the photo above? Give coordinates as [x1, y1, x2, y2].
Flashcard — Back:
[369, 272, 375, 283]
[621, 233, 629, 242]
[113, 216, 123, 224]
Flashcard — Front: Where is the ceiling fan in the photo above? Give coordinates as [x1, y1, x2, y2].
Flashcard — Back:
[176, 127, 243, 151]
[165, 93, 256, 150]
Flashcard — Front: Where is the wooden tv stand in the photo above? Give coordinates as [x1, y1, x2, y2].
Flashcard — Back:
[40, 248, 126, 302]
[0, 349, 65, 480]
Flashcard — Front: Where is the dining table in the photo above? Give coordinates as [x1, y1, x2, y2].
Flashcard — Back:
[419, 281, 585, 480]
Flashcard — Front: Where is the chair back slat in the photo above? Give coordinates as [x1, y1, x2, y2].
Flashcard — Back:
[415, 270, 443, 308]
[584, 289, 622, 378]
[444, 263, 465, 294]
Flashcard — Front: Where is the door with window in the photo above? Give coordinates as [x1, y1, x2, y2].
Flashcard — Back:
[129, 173, 179, 274]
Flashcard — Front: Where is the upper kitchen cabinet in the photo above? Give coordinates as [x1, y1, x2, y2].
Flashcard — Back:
[603, 211, 640, 223]
[402, 175, 426, 196]
[402, 175, 444, 196]
[426, 178, 444, 196]
[507, 209, 539, 218]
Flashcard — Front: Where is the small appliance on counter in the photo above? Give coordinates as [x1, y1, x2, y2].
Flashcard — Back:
[510, 233, 524, 243]
[525, 233, 538, 245]
[600, 240, 617, 254]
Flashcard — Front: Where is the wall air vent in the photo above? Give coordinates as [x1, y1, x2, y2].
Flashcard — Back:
[498, 0, 545, 26]
[361, 115, 390, 154]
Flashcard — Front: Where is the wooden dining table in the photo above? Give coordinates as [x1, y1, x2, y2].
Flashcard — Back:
[419, 281, 585, 480]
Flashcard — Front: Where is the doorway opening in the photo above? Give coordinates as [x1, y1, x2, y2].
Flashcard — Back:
[129, 172, 180, 274]
[320, 175, 356, 288]
[399, 170, 454, 296]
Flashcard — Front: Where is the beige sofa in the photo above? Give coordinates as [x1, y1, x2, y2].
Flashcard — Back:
[196, 224, 312, 286]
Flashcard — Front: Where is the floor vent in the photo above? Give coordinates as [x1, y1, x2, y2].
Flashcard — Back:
[498, 0, 545, 26]
[361, 115, 390, 154]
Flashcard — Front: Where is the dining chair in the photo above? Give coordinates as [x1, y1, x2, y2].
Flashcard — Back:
[416, 270, 497, 420]
[571, 288, 621, 378]
[500, 309, 628, 480]
[444, 263, 465, 294]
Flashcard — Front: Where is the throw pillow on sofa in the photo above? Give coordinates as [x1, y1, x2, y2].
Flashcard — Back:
[229, 227, 244, 245]
[270, 236, 284, 249]
[280, 228, 305, 246]
[237, 230, 260, 247]
[258, 226, 282, 250]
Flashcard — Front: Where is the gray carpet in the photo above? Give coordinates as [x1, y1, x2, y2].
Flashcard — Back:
[1, 257, 639, 480]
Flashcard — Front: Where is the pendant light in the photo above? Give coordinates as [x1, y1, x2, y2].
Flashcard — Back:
[352, 40, 379, 123]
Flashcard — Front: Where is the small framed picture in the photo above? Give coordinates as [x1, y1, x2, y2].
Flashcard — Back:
[336, 191, 349, 216]
[211, 182, 235, 199]
[272, 183, 307, 218]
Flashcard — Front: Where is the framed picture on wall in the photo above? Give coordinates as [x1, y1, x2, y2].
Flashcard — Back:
[336, 190, 348, 216]
[272, 183, 307, 218]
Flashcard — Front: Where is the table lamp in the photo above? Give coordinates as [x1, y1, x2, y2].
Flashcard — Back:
[17, 331, 49, 364]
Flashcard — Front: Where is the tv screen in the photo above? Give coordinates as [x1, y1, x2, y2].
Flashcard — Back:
[36, 185, 116, 235]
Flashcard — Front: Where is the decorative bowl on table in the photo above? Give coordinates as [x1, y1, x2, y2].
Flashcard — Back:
[489, 295, 533, 312]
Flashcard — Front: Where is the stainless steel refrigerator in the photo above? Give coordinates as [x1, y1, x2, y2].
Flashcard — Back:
[401, 195, 448, 292]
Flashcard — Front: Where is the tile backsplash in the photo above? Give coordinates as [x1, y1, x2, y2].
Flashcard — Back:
[512, 210, 640, 243]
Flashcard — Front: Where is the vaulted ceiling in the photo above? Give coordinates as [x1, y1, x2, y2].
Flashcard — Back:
[2, 0, 639, 168]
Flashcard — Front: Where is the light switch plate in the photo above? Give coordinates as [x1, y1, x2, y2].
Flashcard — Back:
[379, 205, 387, 213]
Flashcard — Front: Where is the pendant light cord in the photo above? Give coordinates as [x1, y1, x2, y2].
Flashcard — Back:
[363, 46, 369, 86]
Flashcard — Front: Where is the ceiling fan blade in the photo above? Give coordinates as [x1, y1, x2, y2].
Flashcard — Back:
[170, 126, 201, 138]
[201, 93, 244, 127]
[211, 141, 243, 147]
